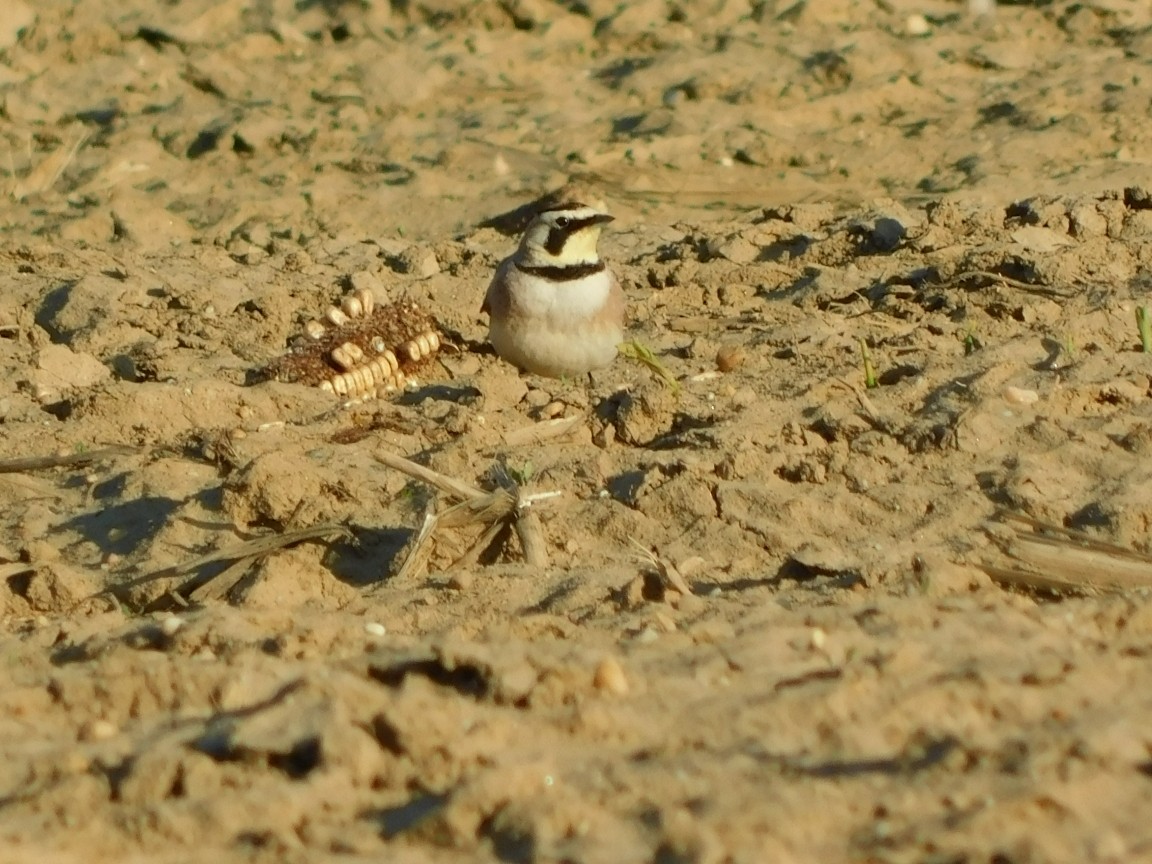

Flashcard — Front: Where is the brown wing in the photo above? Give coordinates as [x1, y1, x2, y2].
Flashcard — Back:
[481, 260, 512, 318]
[605, 266, 627, 329]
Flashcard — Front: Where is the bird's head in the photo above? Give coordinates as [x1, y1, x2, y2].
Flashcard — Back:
[517, 203, 614, 268]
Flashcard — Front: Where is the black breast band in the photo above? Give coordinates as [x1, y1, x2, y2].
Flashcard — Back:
[516, 261, 606, 281]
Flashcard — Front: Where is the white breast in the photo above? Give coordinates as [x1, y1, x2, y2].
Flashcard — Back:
[487, 259, 624, 377]
[507, 264, 614, 324]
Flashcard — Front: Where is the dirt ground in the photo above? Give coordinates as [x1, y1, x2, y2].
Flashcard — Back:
[3, 0, 1152, 861]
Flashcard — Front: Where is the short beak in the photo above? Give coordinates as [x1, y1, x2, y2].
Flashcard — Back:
[590, 213, 615, 226]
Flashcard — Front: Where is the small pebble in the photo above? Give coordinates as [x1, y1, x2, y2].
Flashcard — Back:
[905, 14, 930, 35]
[635, 627, 660, 644]
[809, 627, 827, 651]
[716, 344, 746, 373]
[79, 720, 118, 742]
[523, 388, 552, 409]
[1003, 386, 1039, 405]
[160, 616, 183, 636]
[364, 621, 387, 637]
[593, 656, 629, 695]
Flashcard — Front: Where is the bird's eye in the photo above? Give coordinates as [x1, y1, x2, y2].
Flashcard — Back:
[555, 216, 570, 228]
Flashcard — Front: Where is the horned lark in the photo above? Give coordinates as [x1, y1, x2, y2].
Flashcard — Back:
[481, 203, 625, 379]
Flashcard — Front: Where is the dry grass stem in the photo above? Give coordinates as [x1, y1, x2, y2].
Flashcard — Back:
[187, 554, 261, 603]
[944, 270, 1074, 300]
[0, 446, 141, 474]
[514, 507, 548, 568]
[393, 503, 439, 581]
[982, 511, 1152, 594]
[667, 314, 748, 333]
[437, 489, 517, 529]
[630, 538, 693, 597]
[96, 524, 352, 608]
[8, 129, 89, 201]
[503, 416, 584, 447]
[379, 452, 557, 579]
[374, 450, 485, 500]
[451, 519, 511, 570]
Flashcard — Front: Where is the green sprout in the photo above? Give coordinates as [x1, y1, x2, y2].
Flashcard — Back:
[618, 340, 680, 395]
[507, 460, 535, 487]
[1136, 305, 1151, 353]
[859, 339, 878, 389]
[962, 328, 981, 356]
[1062, 332, 1079, 367]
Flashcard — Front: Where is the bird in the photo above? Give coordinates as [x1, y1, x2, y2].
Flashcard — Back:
[481, 203, 625, 379]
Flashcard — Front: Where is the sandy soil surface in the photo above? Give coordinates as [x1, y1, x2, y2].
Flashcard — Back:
[3, 1, 1152, 861]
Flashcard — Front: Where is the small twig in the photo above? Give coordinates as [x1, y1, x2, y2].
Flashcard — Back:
[514, 507, 549, 568]
[667, 314, 749, 333]
[830, 376, 905, 441]
[187, 554, 261, 603]
[9, 129, 89, 201]
[382, 452, 563, 579]
[977, 564, 1084, 595]
[393, 502, 439, 581]
[0, 445, 140, 474]
[859, 339, 878, 389]
[521, 490, 563, 507]
[945, 270, 1075, 300]
[438, 489, 516, 528]
[832, 376, 881, 420]
[451, 519, 510, 570]
[995, 510, 1152, 561]
[98, 523, 352, 596]
[503, 416, 584, 447]
[629, 537, 693, 597]
[981, 511, 1152, 593]
[374, 450, 485, 500]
